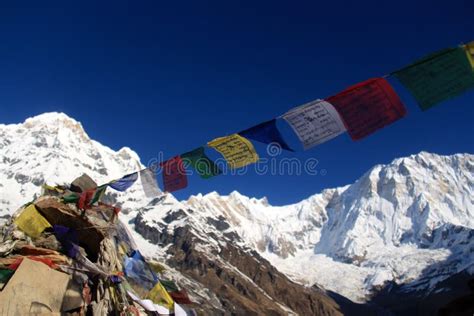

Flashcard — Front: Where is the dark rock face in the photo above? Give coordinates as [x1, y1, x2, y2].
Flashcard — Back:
[206, 216, 230, 231]
[367, 270, 474, 316]
[135, 209, 342, 315]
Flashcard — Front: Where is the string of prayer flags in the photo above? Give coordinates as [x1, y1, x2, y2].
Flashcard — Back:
[327, 78, 406, 140]
[160, 156, 188, 192]
[208, 134, 259, 169]
[393, 47, 474, 110]
[238, 119, 294, 151]
[465, 42, 474, 69]
[109, 172, 139, 192]
[73, 42, 474, 194]
[14, 204, 51, 238]
[282, 100, 346, 150]
[139, 168, 162, 197]
[181, 147, 222, 179]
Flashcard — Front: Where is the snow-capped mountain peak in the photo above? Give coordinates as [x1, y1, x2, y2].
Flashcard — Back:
[0, 112, 147, 218]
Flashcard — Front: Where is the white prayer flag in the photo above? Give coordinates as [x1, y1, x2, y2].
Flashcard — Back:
[282, 99, 346, 150]
[127, 291, 170, 314]
[175, 303, 188, 316]
[140, 168, 162, 198]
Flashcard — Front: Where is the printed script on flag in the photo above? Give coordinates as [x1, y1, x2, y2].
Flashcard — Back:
[327, 78, 407, 140]
[282, 99, 346, 150]
[208, 134, 259, 169]
[393, 47, 474, 110]
[160, 156, 188, 192]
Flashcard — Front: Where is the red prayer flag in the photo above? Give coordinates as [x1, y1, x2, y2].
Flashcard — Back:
[169, 289, 194, 304]
[8, 256, 58, 270]
[326, 78, 406, 140]
[77, 189, 95, 210]
[160, 156, 188, 192]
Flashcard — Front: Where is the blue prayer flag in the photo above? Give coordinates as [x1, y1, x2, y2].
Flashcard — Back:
[239, 119, 293, 151]
[109, 172, 139, 192]
[123, 250, 159, 291]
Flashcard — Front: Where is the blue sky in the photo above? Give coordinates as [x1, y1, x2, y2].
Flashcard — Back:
[1, 1, 473, 204]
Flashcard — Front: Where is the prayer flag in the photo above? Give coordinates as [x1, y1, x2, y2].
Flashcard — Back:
[238, 119, 294, 151]
[53, 225, 79, 258]
[124, 250, 159, 292]
[90, 185, 107, 205]
[160, 156, 188, 192]
[393, 47, 474, 110]
[62, 193, 80, 204]
[127, 291, 170, 314]
[282, 99, 346, 150]
[139, 168, 162, 197]
[14, 204, 51, 238]
[327, 78, 406, 140]
[109, 172, 139, 192]
[77, 189, 95, 210]
[175, 303, 187, 316]
[0, 269, 13, 284]
[181, 147, 222, 179]
[465, 42, 474, 69]
[146, 282, 174, 310]
[161, 280, 179, 293]
[208, 134, 259, 169]
[170, 290, 193, 305]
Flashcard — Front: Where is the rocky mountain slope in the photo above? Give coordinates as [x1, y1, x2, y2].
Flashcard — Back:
[1, 112, 473, 314]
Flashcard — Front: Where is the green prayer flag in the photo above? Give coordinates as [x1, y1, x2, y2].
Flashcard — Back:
[62, 193, 80, 204]
[0, 269, 14, 284]
[181, 147, 222, 179]
[393, 47, 474, 110]
[160, 279, 179, 292]
[90, 185, 107, 205]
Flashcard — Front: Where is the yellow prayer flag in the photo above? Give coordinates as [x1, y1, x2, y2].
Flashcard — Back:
[14, 204, 51, 238]
[466, 42, 474, 69]
[208, 134, 259, 169]
[146, 282, 174, 310]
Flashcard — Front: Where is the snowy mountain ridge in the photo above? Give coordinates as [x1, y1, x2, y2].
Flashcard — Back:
[0, 112, 473, 305]
[167, 151, 473, 301]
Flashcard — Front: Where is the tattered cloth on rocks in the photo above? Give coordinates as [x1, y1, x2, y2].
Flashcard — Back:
[0, 173, 196, 315]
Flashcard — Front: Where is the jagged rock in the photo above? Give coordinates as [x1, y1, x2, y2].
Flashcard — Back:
[35, 197, 105, 260]
[70, 173, 97, 193]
